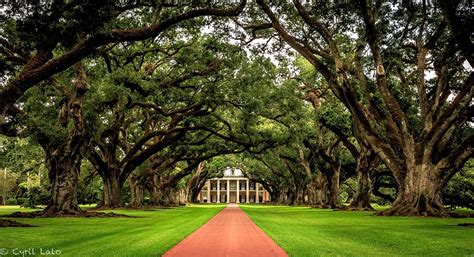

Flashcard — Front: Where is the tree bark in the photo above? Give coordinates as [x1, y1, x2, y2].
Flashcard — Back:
[348, 150, 375, 210]
[327, 166, 341, 208]
[39, 62, 88, 216]
[185, 162, 207, 203]
[2, 168, 6, 205]
[379, 164, 447, 216]
[144, 171, 179, 207]
[148, 185, 179, 207]
[306, 180, 318, 206]
[313, 172, 329, 208]
[349, 169, 373, 210]
[178, 188, 187, 205]
[42, 152, 82, 216]
[128, 175, 144, 208]
[295, 187, 305, 205]
[98, 175, 123, 209]
[268, 188, 282, 204]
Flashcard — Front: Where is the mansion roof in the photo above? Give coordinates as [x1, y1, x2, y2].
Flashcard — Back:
[222, 167, 244, 177]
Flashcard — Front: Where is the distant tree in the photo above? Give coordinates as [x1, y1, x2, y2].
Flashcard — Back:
[442, 160, 473, 210]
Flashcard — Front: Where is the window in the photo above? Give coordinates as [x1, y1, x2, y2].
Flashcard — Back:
[249, 182, 255, 190]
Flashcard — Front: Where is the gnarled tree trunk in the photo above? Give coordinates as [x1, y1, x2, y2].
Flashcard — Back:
[148, 186, 179, 207]
[380, 164, 446, 216]
[313, 171, 329, 208]
[327, 166, 340, 208]
[186, 162, 207, 203]
[40, 62, 88, 217]
[43, 153, 82, 216]
[349, 169, 373, 210]
[99, 174, 123, 209]
[348, 149, 376, 210]
[128, 174, 144, 208]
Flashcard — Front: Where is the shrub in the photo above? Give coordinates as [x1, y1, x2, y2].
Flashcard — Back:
[5, 198, 17, 205]
[443, 170, 474, 210]
[16, 197, 28, 205]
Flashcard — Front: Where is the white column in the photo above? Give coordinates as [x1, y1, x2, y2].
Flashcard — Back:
[226, 179, 230, 203]
[246, 180, 249, 203]
[217, 179, 220, 203]
[236, 180, 240, 203]
[207, 180, 210, 203]
[256, 182, 260, 203]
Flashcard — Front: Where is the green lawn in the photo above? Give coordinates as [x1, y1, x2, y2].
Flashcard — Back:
[240, 205, 474, 257]
[0, 204, 226, 257]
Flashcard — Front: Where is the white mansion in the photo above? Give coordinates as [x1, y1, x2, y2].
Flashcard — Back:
[198, 168, 270, 203]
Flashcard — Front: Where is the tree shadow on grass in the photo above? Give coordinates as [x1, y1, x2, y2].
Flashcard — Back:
[0, 218, 36, 227]
[2, 210, 142, 218]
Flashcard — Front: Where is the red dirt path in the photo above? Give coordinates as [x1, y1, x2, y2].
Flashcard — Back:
[163, 204, 288, 257]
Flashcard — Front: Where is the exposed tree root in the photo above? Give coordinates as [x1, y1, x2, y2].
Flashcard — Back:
[340, 205, 375, 211]
[376, 193, 456, 217]
[458, 223, 474, 226]
[377, 207, 450, 217]
[90, 204, 178, 211]
[377, 201, 474, 218]
[128, 205, 176, 210]
[0, 218, 35, 227]
[311, 204, 343, 209]
[89, 206, 123, 211]
[310, 204, 331, 209]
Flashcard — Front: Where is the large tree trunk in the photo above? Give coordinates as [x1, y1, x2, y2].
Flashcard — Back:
[267, 188, 283, 204]
[40, 62, 88, 217]
[2, 168, 6, 205]
[146, 172, 179, 207]
[348, 150, 375, 210]
[286, 189, 296, 205]
[295, 187, 305, 205]
[313, 167, 341, 209]
[313, 172, 329, 208]
[306, 181, 317, 205]
[42, 153, 82, 216]
[178, 188, 187, 205]
[98, 175, 123, 209]
[380, 164, 447, 217]
[188, 189, 200, 203]
[349, 169, 373, 210]
[128, 175, 144, 208]
[185, 162, 207, 203]
[327, 167, 341, 208]
[149, 186, 179, 207]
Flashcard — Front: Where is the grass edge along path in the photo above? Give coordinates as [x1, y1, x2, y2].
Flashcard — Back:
[240, 205, 474, 257]
[0, 204, 226, 257]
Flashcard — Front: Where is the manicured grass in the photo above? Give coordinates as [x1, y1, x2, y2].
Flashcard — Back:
[240, 205, 474, 257]
[0, 204, 226, 257]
